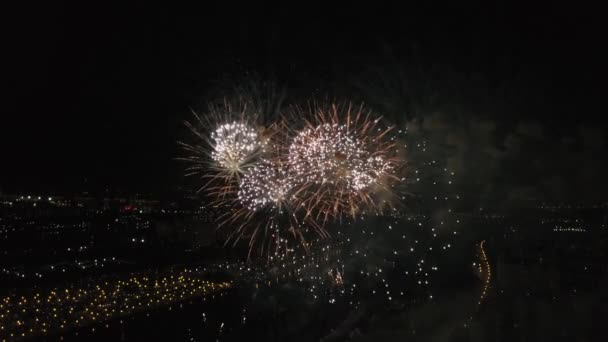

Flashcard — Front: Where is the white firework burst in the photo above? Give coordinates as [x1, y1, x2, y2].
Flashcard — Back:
[211, 121, 262, 176]
[288, 123, 392, 193]
[237, 159, 293, 211]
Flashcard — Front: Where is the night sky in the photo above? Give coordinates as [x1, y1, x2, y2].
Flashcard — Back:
[2, 2, 605, 200]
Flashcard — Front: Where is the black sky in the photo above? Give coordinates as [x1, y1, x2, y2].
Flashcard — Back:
[1, 1, 605, 197]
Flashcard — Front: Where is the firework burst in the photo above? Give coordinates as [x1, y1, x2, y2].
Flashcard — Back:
[287, 103, 400, 223]
[210, 121, 262, 177]
[178, 96, 279, 201]
[180, 98, 404, 257]
[238, 159, 293, 211]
